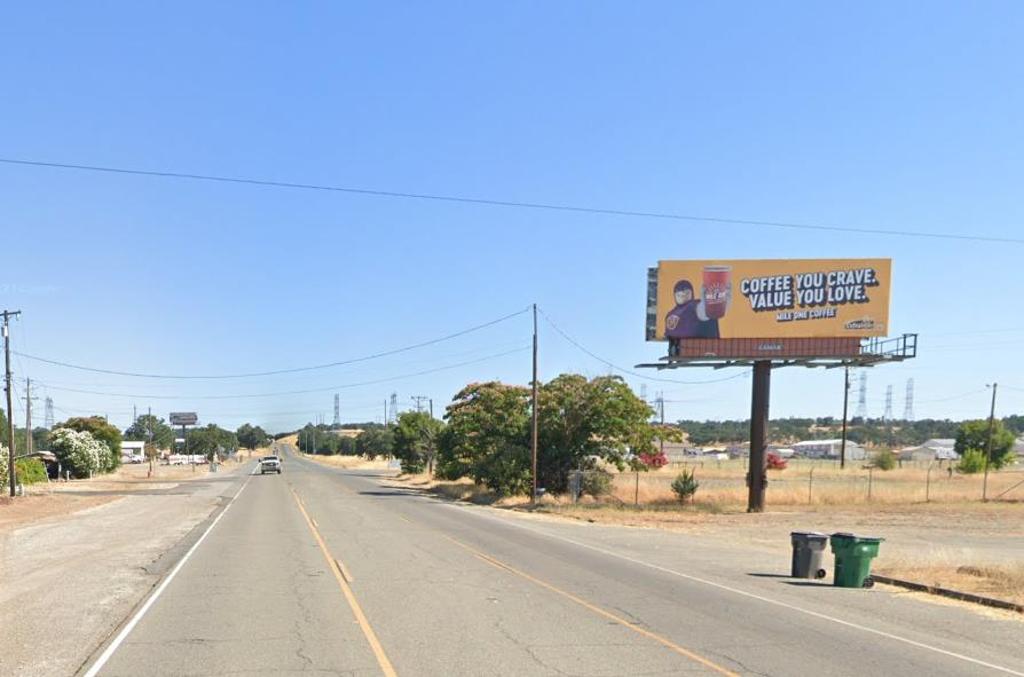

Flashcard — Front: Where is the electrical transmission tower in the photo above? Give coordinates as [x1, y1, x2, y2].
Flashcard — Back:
[903, 378, 914, 421]
[883, 384, 893, 422]
[855, 371, 868, 419]
[333, 394, 340, 426]
[639, 384, 648, 403]
[44, 397, 54, 429]
[389, 392, 398, 424]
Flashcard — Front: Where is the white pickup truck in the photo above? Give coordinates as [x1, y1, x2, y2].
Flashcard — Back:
[259, 455, 282, 474]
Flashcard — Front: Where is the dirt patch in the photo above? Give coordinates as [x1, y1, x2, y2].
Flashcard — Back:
[0, 459, 246, 535]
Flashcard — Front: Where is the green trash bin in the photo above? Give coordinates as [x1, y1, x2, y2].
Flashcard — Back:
[830, 532, 884, 588]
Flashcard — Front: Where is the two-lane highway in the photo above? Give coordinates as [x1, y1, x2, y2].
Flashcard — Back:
[88, 447, 1024, 676]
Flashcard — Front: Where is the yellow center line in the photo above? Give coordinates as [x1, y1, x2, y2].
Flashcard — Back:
[291, 489, 397, 677]
[436, 531, 739, 677]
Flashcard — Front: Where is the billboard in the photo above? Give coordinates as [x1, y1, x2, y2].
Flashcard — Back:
[649, 258, 891, 341]
[169, 412, 198, 426]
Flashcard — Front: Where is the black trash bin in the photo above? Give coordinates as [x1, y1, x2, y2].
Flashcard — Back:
[790, 531, 828, 579]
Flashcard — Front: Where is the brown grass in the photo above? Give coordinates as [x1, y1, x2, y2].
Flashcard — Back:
[877, 557, 1024, 606]
[299, 452, 394, 471]
[611, 459, 1024, 508]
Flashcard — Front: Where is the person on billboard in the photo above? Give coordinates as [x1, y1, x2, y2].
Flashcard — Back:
[664, 279, 727, 339]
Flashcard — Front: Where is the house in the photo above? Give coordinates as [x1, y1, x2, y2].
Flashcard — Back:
[791, 439, 867, 461]
[898, 438, 957, 462]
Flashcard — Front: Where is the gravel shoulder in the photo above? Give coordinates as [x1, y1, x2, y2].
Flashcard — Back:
[0, 462, 251, 677]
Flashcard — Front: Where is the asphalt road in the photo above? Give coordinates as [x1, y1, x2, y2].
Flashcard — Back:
[88, 447, 1024, 676]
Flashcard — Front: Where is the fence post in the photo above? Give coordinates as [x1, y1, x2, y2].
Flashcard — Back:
[808, 467, 814, 504]
[867, 468, 873, 501]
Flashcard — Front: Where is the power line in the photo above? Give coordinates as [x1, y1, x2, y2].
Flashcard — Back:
[13, 306, 530, 379]
[1, 157, 1020, 244]
[537, 308, 747, 385]
[31, 346, 529, 400]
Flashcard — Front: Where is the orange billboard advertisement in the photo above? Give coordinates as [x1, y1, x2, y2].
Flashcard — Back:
[651, 258, 891, 340]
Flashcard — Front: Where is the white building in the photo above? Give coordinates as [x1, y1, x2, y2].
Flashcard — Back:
[897, 438, 957, 462]
[791, 439, 867, 461]
[120, 440, 146, 461]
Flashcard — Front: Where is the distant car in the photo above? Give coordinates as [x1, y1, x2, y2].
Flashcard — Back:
[260, 455, 282, 474]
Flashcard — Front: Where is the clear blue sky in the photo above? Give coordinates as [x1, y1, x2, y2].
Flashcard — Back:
[2, 2, 1023, 432]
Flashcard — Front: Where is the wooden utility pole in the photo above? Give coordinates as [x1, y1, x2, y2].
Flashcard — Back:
[982, 383, 998, 501]
[531, 304, 539, 503]
[3, 310, 22, 497]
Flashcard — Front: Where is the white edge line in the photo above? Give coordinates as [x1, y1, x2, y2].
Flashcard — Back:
[437, 501, 1024, 676]
[81, 473, 253, 677]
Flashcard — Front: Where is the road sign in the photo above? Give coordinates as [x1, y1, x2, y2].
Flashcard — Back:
[169, 412, 198, 426]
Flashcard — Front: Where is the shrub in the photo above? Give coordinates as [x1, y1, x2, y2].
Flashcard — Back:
[873, 449, 897, 471]
[50, 427, 110, 478]
[956, 449, 987, 474]
[671, 469, 699, 503]
[0, 446, 7, 488]
[581, 469, 613, 497]
[15, 458, 47, 484]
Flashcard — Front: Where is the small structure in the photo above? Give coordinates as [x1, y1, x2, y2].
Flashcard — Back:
[120, 440, 146, 462]
[791, 439, 866, 461]
[897, 438, 957, 462]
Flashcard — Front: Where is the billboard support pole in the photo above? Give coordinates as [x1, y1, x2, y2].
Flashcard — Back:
[747, 360, 771, 513]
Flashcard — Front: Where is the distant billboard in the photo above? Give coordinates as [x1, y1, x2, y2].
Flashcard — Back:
[648, 258, 891, 341]
[169, 412, 198, 426]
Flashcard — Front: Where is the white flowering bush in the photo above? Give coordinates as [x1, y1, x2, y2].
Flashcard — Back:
[50, 428, 111, 478]
[0, 445, 7, 488]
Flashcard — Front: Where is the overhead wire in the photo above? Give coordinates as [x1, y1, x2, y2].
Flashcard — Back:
[12, 306, 530, 379]
[536, 307, 748, 385]
[31, 345, 529, 400]
[1, 157, 1020, 244]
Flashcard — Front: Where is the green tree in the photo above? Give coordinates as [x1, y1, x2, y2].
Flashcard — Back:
[954, 419, 1016, 470]
[537, 374, 657, 493]
[437, 382, 532, 495]
[236, 423, 270, 452]
[59, 416, 123, 471]
[186, 424, 238, 460]
[393, 411, 444, 474]
[124, 414, 174, 450]
[355, 427, 394, 459]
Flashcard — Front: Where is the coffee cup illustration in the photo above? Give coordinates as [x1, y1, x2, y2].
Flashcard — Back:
[702, 265, 732, 319]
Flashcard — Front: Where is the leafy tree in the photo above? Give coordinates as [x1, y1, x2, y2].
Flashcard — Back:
[186, 424, 238, 460]
[393, 411, 444, 474]
[236, 423, 270, 451]
[337, 436, 358, 456]
[537, 374, 657, 493]
[954, 419, 1016, 469]
[437, 382, 532, 495]
[124, 414, 174, 450]
[59, 416, 123, 471]
[50, 427, 110, 477]
[355, 427, 394, 459]
[1003, 415, 1024, 436]
[297, 424, 342, 455]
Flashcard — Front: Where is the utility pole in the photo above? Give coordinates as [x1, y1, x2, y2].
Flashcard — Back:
[656, 392, 665, 457]
[840, 366, 850, 469]
[3, 310, 21, 497]
[531, 304, 539, 504]
[983, 383, 998, 501]
[747, 361, 771, 513]
[411, 396, 429, 414]
[429, 399, 434, 418]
